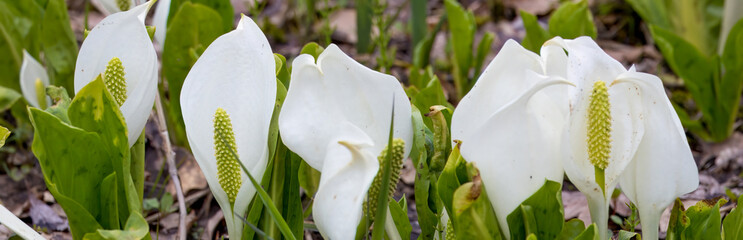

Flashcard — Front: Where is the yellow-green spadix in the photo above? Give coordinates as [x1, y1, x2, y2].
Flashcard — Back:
[546, 36, 698, 240]
[74, 0, 158, 147]
[279, 44, 413, 239]
[181, 15, 275, 240]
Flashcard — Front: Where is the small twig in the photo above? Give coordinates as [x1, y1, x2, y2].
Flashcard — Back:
[153, 92, 187, 240]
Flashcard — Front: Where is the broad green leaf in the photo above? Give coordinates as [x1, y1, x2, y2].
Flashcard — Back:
[389, 197, 412, 240]
[167, 0, 233, 32]
[84, 212, 148, 240]
[275, 53, 291, 87]
[624, 0, 671, 30]
[444, 0, 475, 99]
[412, 72, 453, 129]
[0, 125, 9, 147]
[437, 141, 467, 217]
[666, 198, 690, 240]
[40, 0, 77, 95]
[520, 10, 551, 53]
[548, 0, 597, 39]
[718, 19, 743, 140]
[506, 180, 564, 240]
[650, 25, 724, 141]
[723, 195, 743, 239]
[684, 198, 726, 240]
[356, 0, 372, 53]
[410, 0, 427, 48]
[451, 178, 501, 239]
[617, 230, 640, 240]
[99, 173, 119, 230]
[162, 2, 224, 147]
[300, 42, 325, 60]
[68, 76, 139, 226]
[0, 5, 26, 91]
[410, 105, 440, 239]
[297, 160, 321, 197]
[0, 86, 22, 112]
[556, 219, 586, 240]
[473, 32, 494, 79]
[574, 224, 599, 240]
[29, 108, 109, 239]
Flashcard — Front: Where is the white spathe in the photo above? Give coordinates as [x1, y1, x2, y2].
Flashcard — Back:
[91, 0, 136, 15]
[152, 0, 171, 45]
[545, 36, 698, 240]
[180, 15, 276, 240]
[450, 39, 570, 238]
[279, 44, 413, 239]
[74, 1, 158, 147]
[19, 50, 51, 108]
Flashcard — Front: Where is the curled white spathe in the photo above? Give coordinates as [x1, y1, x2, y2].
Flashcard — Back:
[74, 1, 158, 147]
[20, 50, 51, 108]
[180, 15, 276, 240]
[279, 44, 413, 239]
[450, 39, 569, 238]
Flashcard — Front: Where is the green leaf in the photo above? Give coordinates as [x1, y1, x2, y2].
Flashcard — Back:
[437, 141, 467, 217]
[624, 0, 672, 30]
[162, 2, 224, 147]
[68, 76, 135, 225]
[574, 223, 599, 240]
[683, 198, 726, 240]
[617, 230, 640, 240]
[723, 194, 743, 239]
[84, 212, 149, 240]
[556, 219, 586, 240]
[29, 107, 109, 239]
[99, 173, 119, 230]
[0, 125, 9, 147]
[0, 2, 29, 91]
[520, 10, 551, 53]
[548, 0, 597, 39]
[444, 0, 475, 99]
[168, 0, 233, 32]
[0, 86, 22, 112]
[297, 160, 321, 198]
[300, 42, 325, 60]
[473, 32, 494, 78]
[371, 98, 397, 240]
[389, 197, 412, 240]
[666, 198, 690, 240]
[650, 25, 726, 141]
[451, 177, 501, 239]
[506, 180, 564, 240]
[275, 53, 291, 87]
[41, 0, 77, 95]
[410, 0, 427, 48]
[356, 0, 372, 53]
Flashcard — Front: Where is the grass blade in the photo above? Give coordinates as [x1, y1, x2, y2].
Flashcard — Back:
[371, 95, 396, 240]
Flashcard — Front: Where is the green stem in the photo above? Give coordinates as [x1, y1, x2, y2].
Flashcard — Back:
[594, 166, 606, 198]
[130, 130, 146, 201]
[587, 195, 610, 240]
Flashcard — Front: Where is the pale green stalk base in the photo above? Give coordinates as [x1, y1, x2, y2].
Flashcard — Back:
[587, 195, 610, 240]
[639, 208, 661, 240]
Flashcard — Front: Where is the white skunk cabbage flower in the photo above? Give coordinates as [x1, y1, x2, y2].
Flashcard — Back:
[91, 0, 136, 15]
[180, 15, 275, 240]
[152, 0, 170, 45]
[450, 39, 571, 238]
[279, 44, 413, 239]
[20, 50, 51, 109]
[545, 36, 698, 240]
[74, 1, 158, 147]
